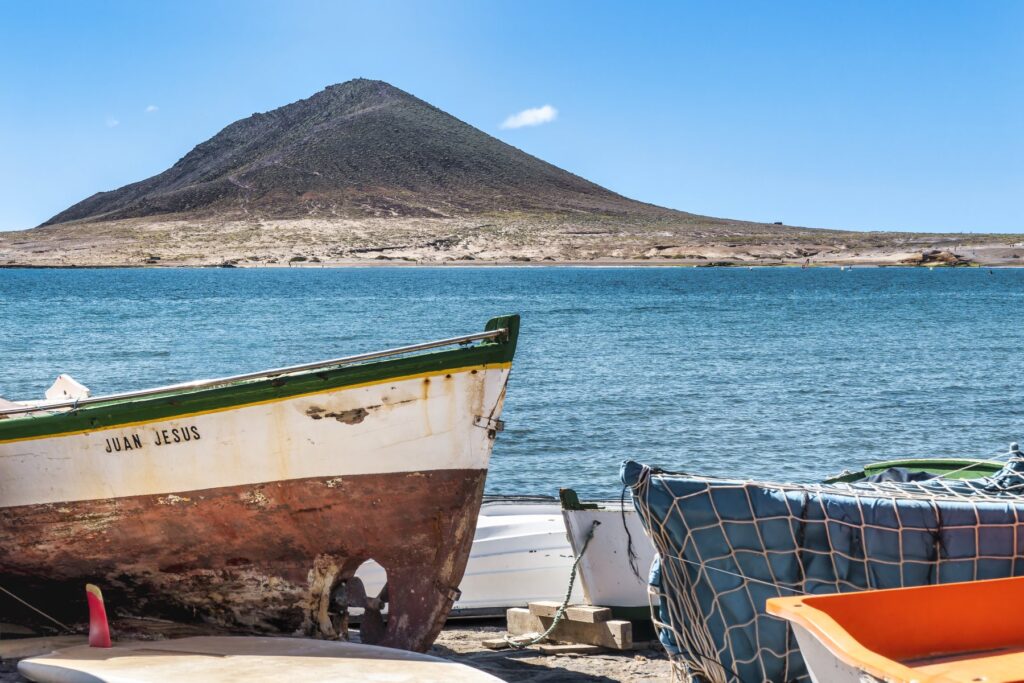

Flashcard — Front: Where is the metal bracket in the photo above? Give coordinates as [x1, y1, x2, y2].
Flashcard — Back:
[436, 581, 462, 603]
[473, 416, 505, 432]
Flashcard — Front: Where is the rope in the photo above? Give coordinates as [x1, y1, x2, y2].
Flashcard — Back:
[0, 583, 73, 633]
[661, 553, 809, 595]
[620, 484, 640, 580]
[504, 519, 600, 649]
[934, 442, 1020, 479]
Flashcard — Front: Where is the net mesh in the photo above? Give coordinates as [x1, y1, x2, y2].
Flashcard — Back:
[622, 452, 1024, 683]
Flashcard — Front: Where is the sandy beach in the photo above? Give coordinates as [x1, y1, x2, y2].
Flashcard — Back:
[2, 215, 1022, 269]
[432, 623, 671, 682]
[0, 622, 670, 683]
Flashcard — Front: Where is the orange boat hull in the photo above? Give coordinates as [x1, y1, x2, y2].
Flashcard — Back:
[769, 575, 1024, 683]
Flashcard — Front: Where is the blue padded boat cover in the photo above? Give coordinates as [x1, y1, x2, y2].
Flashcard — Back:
[622, 457, 1024, 683]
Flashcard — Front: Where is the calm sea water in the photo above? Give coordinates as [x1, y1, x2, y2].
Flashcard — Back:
[2, 267, 1022, 497]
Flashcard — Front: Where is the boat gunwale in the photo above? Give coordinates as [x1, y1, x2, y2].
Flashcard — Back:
[0, 328, 506, 417]
[0, 314, 519, 443]
[823, 457, 1004, 483]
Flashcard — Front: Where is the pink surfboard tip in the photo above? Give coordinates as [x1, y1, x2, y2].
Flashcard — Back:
[85, 583, 112, 648]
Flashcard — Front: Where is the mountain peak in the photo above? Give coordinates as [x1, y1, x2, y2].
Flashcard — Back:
[43, 80, 678, 226]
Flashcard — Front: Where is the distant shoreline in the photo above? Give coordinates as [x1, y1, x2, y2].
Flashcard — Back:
[4, 214, 1021, 270]
[2, 259, 1023, 270]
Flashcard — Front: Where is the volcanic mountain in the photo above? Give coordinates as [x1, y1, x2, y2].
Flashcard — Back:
[9, 79, 1005, 267]
[44, 79, 689, 225]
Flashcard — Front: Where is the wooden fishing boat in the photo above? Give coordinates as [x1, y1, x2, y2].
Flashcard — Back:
[768, 576, 1024, 683]
[0, 315, 519, 652]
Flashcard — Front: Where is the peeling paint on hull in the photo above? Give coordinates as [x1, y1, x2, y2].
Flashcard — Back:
[0, 469, 486, 652]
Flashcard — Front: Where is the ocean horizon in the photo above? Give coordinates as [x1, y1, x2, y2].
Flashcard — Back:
[3, 266, 1022, 498]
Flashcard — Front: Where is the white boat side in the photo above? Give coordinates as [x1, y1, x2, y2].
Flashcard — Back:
[0, 365, 509, 507]
[562, 499, 656, 613]
[357, 498, 584, 617]
[789, 623, 866, 683]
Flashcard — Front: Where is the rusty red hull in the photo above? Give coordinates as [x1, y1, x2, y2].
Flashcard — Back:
[0, 468, 486, 652]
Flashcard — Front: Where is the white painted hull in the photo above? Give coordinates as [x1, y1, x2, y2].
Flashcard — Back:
[791, 623, 873, 683]
[562, 502, 656, 612]
[0, 365, 510, 507]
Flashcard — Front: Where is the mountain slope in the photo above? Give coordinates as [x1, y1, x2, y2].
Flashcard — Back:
[43, 79, 693, 225]
[19, 79, 1013, 267]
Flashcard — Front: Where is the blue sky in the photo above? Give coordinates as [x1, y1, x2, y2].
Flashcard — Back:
[1, 1, 1021, 233]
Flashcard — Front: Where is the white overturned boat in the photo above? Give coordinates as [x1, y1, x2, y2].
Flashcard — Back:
[356, 496, 583, 618]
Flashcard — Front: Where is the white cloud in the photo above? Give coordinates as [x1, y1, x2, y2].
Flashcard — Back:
[500, 104, 557, 129]
[145, 104, 159, 113]
[105, 117, 120, 128]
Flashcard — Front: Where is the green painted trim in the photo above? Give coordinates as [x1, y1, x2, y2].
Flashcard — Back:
[559, 488, 599, 511]
[823, 457, 1001, 483]
[864, 457, 1002, 480]
[0, 314, 519, 443]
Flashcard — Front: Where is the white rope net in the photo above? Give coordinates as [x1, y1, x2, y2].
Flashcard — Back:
[625, 451, 1024, 683]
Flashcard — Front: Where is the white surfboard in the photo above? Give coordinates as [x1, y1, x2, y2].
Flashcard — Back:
[18, 636, 502, 683]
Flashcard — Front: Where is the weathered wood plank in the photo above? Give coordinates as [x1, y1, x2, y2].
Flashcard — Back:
[527, 601, 564, 618]
[564, 605, 612, 623]
[506, 607, 633, 649]
[507, 607, 545, 636]
[527, 601, 611, 623]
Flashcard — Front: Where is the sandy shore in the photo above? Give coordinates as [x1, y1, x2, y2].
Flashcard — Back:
[432, 622, 670, 682]
[4, 253, 1024, 269]
[0, 621, 670, 683]
[2, 215, 1022, 269]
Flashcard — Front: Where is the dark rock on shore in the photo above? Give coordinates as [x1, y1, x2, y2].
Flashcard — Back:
[901, 249, 971, 266]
